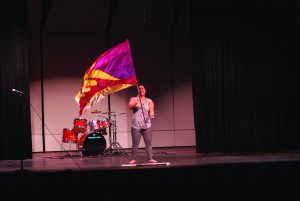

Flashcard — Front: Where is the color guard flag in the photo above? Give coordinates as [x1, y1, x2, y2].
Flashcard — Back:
[75, 39, 138, 116]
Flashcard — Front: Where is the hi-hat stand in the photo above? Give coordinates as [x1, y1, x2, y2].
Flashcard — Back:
[103, 113, 127, 155]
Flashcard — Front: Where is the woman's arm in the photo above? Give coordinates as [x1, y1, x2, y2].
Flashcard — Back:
[148, 99, 155, 119]
[128, 97, 138, 109]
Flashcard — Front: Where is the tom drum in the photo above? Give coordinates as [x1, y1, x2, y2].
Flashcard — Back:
[100, 119, 109, 129]
[73, 117, 87, 133]
[62, 128, 77, 143]
[89, 119, 102, 132]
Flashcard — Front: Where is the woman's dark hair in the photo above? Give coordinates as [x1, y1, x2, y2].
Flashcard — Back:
[138, 84, 151, 98]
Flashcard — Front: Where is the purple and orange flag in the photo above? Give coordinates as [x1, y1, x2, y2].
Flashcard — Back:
[75, 39, 138, 116]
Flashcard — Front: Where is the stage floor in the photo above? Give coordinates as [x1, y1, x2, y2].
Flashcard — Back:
[1, 146, 300, 172]
[2, 147, 300, 200]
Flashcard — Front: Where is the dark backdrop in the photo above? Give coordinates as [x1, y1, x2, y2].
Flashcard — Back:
[0, 1, 32, 160]
[191, 2, 299, 153]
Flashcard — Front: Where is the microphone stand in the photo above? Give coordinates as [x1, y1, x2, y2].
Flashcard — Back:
[12, 89, 29, 172]
[12, 88, 83, 171]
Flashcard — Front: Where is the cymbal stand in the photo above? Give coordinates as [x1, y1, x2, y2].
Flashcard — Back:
[103, 114, 127, 155]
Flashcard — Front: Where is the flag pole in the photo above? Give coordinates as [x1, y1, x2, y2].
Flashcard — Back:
[127, 39, 148, 128]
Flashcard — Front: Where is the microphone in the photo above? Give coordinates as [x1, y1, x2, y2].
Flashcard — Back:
[12, 88, 24, 94]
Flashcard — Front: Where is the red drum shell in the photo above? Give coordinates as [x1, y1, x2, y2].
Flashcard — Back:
[73, 117, 87, 133]
[62, 128, 77, 143]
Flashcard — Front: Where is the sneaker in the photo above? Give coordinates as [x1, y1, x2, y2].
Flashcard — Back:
[129, 160, 136, 164]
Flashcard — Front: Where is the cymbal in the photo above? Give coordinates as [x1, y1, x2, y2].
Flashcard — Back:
[91, 110, 102, 114]
[101, 111, 115, 114]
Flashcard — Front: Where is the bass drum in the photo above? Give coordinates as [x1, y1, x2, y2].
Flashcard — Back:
[78, 132, 106, 156]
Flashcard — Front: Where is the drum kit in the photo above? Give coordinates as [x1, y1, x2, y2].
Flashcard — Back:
[61, 110, 126, 157]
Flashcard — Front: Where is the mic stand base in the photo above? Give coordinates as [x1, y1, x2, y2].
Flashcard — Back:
[15, 169, 31, 173]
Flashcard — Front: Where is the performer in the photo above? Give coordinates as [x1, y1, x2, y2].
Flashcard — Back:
[128, 85, 157, 164]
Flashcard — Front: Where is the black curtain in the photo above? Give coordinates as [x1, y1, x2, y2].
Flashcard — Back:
[0, 1, 32, 160]
[190, 2, 299, 153]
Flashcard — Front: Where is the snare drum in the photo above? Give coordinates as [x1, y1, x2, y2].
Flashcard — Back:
[73, 117, 87, 133]
[62, 128, 77, 143]
[77, 132, 107, 156]
[89, 119, 102, 132]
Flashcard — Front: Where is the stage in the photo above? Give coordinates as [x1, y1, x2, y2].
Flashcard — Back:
[1, 147, 300, 200]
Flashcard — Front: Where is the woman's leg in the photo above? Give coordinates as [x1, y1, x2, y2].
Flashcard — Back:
[142, 127, 153, 160]
[131, 127, 142, 160]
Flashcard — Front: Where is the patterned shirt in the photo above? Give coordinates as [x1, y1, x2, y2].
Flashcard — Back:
[131, 97, 151, 129]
